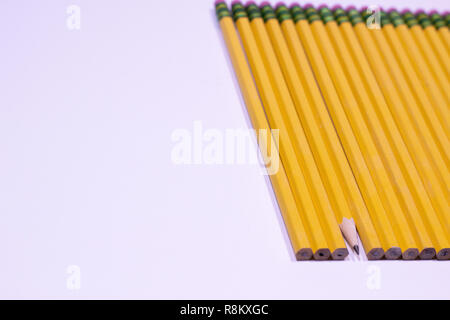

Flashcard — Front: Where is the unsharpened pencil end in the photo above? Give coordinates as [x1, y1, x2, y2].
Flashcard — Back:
[415, 9, 426, 15]
[436, 249, 450, 260]
[385, 247, 402, 260]
[419, 248, 436, 260]
[367, 248, 384, 260]
[332, 248, 349, 260]
[296, 248, 313, 261]
[353, 245, 360, 255]
[402, 248, 419, 260]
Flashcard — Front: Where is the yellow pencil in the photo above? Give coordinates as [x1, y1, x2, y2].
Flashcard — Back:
[290, 4, 401, 259]
[274, 3, 384, 259]
[375, 11, 450, 169]
[215, 1, 313, 260]
[257, 3, 383, 258]
[430, 11, 450, 52]
[387, 10, 450, 138]
[402, 11, 450, 103]
[243, 2, 347, 259]
[348, 9, 450, 235]
[361, 11, 450, 194]
[332, 7, 449, 260]
[230, 2, 337, 260]
[416, 11, 450, 79]
[319, 6, 437, 259]
[304, 6, 420, 259]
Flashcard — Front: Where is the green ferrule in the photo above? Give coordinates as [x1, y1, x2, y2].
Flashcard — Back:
[319, 8, 335, 24]
[361, 10, 371, 21]
[430, 13, 445, 29]
[445, 14, 450, 26]
[290, 6, 307, 23]
[416, 13, 432, 28]
[246, 4, 261, 21]
[277, 10, 293, 23]
[308, 14, 321, 23]
[348, 10, 363, 26]
[389, 11, 405, 27]
[391, 17, 405, 27]
[304, 7, 318, 17]
[431, 15, 446, 29]
[333, 8, 346, 18]
[380, 12, 392, 27]
[261, 5, 276, 22]
[321, 13, 335, 24]
[319, 7, 332, 15]
[233, 11, 247, 21]
[215, 3, 231, 21]
[335, 15, 349, 25]
[305, 7, 321, 23]
[276, 5, 292, 23]
[403, 12, 419, 27]
[232, 4, 248, 22]
[232, 3, 244, 13]
[434, 20, 446, 29]
[275, 5, 289, 15]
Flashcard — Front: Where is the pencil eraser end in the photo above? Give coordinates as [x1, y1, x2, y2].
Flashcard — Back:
[303, 3, 313, 9]
[245, 1, 256, 6]
[331, 4, 342, 11]
[317, 4, 328, 10]
[214, 0, 225, 5]
[386, 7, 397, 14]
[415, 9, 425, 15]
[346, 5, 356, 11]
[231, 0, 242, 6]
[400, 9, 411, 15]
[429, 10, 438, 15]
[360, 6, 368, 12]
[275, 1, 286, 8]
[260, 1, 271, 7]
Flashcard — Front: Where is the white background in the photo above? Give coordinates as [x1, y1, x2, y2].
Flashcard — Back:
[0, 0, 449, 299]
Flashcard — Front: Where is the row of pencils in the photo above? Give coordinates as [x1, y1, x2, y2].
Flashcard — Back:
[215, 1, 450, 260]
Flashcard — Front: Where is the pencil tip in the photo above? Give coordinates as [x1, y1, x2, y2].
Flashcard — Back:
[353, 245, 360, 255]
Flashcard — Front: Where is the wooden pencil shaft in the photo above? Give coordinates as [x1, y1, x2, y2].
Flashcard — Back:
[291, 5, 402, 260]
[307, 8, 419, 259]
[215, 3, 312, 260]
[231, 3, 333, 259]
[335, 10, 450, 260]
[247, 3, 347, 259]
[403, 12, 450, 104]
[348, 10, 450, 235]
[273, 4, 383, 259]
